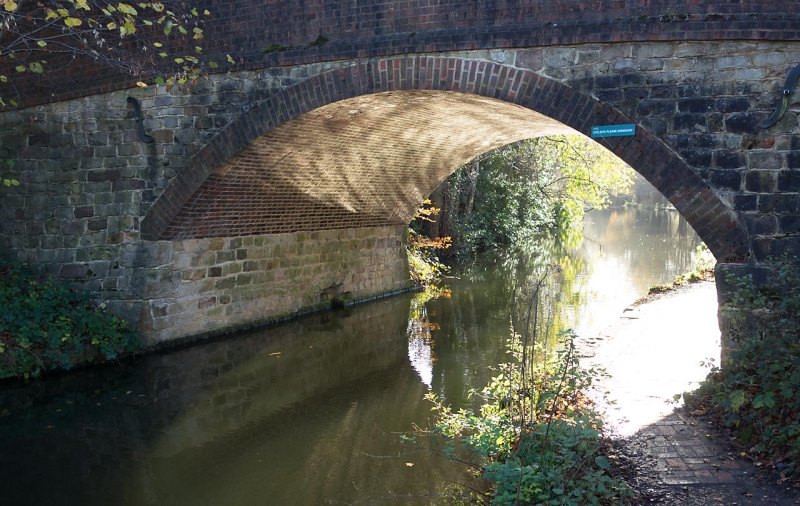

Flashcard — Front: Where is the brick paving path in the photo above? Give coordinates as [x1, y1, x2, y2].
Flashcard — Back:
[642, 414, 743, 486]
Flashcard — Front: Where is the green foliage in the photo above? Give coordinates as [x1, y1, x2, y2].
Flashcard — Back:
[427, 333, 632, 504]
[686, 255, 800, 480]
[484, 419, 628, 506]
[309, 33, 329, 47]
[1, 155, 18, 187]
[263, 43, 289, 54]
[432, 136, 634, 260]
[0, 258, 140, 380]
[407, 200, 451, 286]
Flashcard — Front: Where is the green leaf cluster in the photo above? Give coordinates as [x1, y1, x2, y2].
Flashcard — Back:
[686, 255, 800, 480]
[1, 156, 18, 186]
[0, 257, 140, 380]
[432, 135, 634, 260]
[427, 329, 633, 504]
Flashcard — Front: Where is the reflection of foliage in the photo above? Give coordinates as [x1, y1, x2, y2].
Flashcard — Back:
[429, 135, 634, 260]
[644, 243, 716, 297]
[0, 257, 140, 379]
[408, 284, 452, 329]
[686, 255, 800, 481]
[425, 270, 632, 504]
[406, 285, 452, 376]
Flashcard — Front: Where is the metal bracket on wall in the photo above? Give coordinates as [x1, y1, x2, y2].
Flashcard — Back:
[759, 65, 800, 129]
[126, 96, 155, 143]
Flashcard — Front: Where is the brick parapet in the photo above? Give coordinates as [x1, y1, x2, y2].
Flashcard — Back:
[6, 1, 800, 108]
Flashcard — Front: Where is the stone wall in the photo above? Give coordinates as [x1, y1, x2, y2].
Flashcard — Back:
[2, 39, 800, 346]
[135, 226, 411, 344]
[515, 41, 800, 260]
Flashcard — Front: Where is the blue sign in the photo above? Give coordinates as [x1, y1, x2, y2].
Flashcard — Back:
[591, 124, 636, 138]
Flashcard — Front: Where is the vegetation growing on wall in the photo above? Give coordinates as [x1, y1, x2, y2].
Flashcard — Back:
[686, 255, 800, 482]
[422, 135, 634, 261]
[0, 258, 139, 380]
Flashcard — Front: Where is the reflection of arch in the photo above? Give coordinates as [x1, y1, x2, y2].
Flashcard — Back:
[142, 56, 749, 262]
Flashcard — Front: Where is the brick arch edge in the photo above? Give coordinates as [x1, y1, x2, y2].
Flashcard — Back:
[141, 56, 750, 263]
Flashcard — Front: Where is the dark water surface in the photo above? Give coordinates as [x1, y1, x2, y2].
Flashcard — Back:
[0, 207, 703, 505]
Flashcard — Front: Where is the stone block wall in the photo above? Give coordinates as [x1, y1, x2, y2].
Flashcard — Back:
[511, 41, 800, 260]
[135, 226, 411, 344]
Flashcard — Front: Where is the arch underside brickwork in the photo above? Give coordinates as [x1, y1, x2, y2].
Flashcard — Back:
[143, 56, 750, 263]
[161, 91, 576, 238]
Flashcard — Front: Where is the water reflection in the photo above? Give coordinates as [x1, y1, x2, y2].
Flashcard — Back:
[0, 296, 463, 505]
[0, 206, 705, 505]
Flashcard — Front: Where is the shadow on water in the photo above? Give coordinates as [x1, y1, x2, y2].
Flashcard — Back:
[0, 295, 467, 506]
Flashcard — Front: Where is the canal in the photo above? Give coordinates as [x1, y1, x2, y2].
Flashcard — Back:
[0, 206, 705, 505]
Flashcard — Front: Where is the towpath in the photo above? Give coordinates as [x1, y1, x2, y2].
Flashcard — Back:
[579, 281, 800, 505]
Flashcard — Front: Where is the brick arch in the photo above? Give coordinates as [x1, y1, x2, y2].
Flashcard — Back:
[142, 56, 750, 263]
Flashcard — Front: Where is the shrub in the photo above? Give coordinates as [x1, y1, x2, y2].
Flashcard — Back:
[426, 329, 633, 504]
[0, 258, 140, 379]
[686, 255, 800, 480]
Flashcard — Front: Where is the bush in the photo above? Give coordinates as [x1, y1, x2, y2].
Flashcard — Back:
[686, 255, 800, 480]
[0, 258, 140, 379]
[426, 330, 633, 505]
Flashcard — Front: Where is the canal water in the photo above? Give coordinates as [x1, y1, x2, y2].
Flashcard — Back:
[0, 206, 704, 505]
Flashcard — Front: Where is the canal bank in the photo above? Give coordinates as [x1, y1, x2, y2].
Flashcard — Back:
[580, 281, 800, 504]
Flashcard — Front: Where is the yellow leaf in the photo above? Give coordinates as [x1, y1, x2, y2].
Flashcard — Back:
[106, 21, 117, 30]
[135, 81, 148, 87]
[117, 2, 137, 15]
[121, 19, 136, 35]
[153, 42, 162, 48]
[3, 1, 18, 12]
[64, 17, 83, 28]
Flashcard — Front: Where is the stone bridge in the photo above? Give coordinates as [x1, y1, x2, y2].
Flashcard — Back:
[0, 1, 798, 346]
